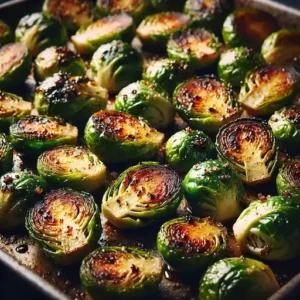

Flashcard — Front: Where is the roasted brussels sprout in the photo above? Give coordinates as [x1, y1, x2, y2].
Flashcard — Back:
[199, 257, 280, 300]
[0, 134, 13, 176]
[0, 19, 13, 47]
[115, 80, 175, 129]
[173, 77, 239, 133]
[71, 14, 135, 55]
[90, 40, 143, 94]
[102, 162, 182, 228]
[9, 115, 78, 155]
[80, 246, 163, 299]
[151, 0, 185, 12]
[26, 188, 101, 264]
[34, 73, 108, 123]
[15, 13, 67, 57]
[216, 118, 278, 185]
[183, 160, 243, 222]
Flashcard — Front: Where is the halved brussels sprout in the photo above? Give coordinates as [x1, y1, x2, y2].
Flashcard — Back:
[37, 145, 106, 192]
[102, 162, 182, 228]
[80, 246, 163, 299]
[71, 14, 135, 55]
[85, 111, 164, 163]
[15, 13, 68, 57]
[115, 80, 175, 129]
[222, 9, 279, 49]
[34, 72, 108, 123]
[173, 77, 239, 133]
[151, 0, 185, 12]
[167, 28, 221, 70]
[90, 40, 143, 94]
[199, 257, 280, 300]
[9, 115, 78, 155]
[0, 134, 13, 176]
[0, 172, 48, 228]
[165, 128, 216, 173]
[0, 43, 32, 90]
[218, 47, 264, 87]
[26, 188, 101, 264]
[233, 196, 300, 261]
[239, 65, 299, 116]
[34, 46, 86, 81]
[136, 12, 190, 50]
[183, 160, 243, 222]
[0, 19, 13, 47]
[157, 217, 227, 272]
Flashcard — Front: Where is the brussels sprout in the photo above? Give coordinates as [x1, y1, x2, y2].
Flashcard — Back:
[199, 257, 280, 300]
[0, 43, 32, 90]
[218, 47, 264, 87]
[173, 77, 239, 133]
[165, 128, 216, 173]
[15, 13, 67, 57]
[0, 134, 13, 176]
[71, 14, 135, 55]
[9, 115, 78, 155]
[222, 9, 279, 49]
[115, 80, 175, 129]
[216, 118, 278, 185]
[167, 28, 221, 70]
[26, 188, 101, 264]
[90, 40, 143, 94]
[0, 172, 48, 228]
[157, 217, 227, 272]
[80, 246, 163, 299]
[34, 46, 86, 81]
[34, 73, 108, 123]
[85, 111, 164, 163]
[239, 65, 299, 116]
[102, 162, 182, 228]
[0, 19, 13, 47]
[136, 12, 190, 51]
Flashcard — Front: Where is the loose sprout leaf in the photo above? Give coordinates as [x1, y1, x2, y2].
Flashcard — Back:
[0, 133, 13, 176]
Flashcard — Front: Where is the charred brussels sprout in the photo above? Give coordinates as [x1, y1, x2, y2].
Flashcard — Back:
[0, 134, 13, 175]
[80, 246, 163, 299]
[102, 162, 182, 228]
[15, 13, 67, 57]
[115, 80, 175, 129]
[151, 0, 185, 12]
[90, 40, 143, 94]
[26, 188, 101, 264]
[183, 160, 243, 222]
[173, 77, 239, 133]
[0, 19, 13, 47]
[199, 257, 280, 300]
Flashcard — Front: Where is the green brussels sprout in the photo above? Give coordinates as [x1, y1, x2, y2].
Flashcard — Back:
[80, 246, 163, 299]
[0, 171, 48, 229]
[71, 14, 135, 55]
[167, 28, 221, 70]
[102, 162, 182, 228]
[34, 73, 108, 123]
[0, 134, 13, 176]
[15, 13, 67, 57]
[115, 80, 175, 129]
[26, 188, 101, 264]
[173, 77, 239, 133]
[34, 46, 86, 81]
[90, 40, 143, 94]
[0, 43, 32, 90]
[218, 47, 264, 87]
[136, 12, 190, 51]
[157, 217, 227, 272]
[239, 65, 299, 116]
[9, 115, 78, 155]
[165, 128, 216, 173]
[222, 9, 279, 49]
[199, 257, 280, 300]
[151, 0, 185, 12]
[0, 19, 13, 47]
[183, 160, 244, 222]
[216, 118, 278, 185]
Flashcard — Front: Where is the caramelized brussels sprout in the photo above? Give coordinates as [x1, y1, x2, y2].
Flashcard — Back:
[102, 162, 182, 228]
[0, 19, 13, 47]
[84, 111, 164, 163]
[173, 77, 239, 133]
[80, 246, 163, 299]
[0, 134, 13, 175]
[216, 118, 278, 185]
[90, 40, 143, 94]
[151, 0, 185, 12]
[26, 188, 101, 264]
